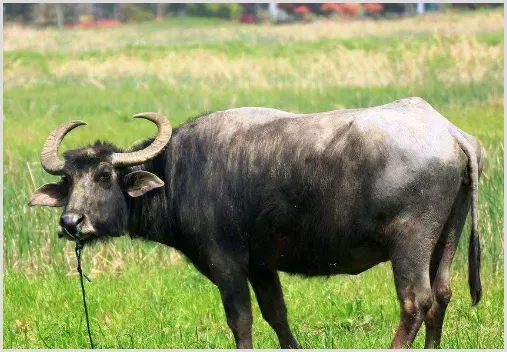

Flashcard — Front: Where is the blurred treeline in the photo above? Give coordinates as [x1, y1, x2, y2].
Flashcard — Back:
[3, 3, 502, 27]
[4, 3, 245, 26]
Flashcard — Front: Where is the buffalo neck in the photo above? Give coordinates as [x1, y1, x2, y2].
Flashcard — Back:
[124, 149, 175, 246]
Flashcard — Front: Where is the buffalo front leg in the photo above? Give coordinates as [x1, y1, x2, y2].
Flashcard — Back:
[249, 267, 300, 349]
[211, 260, 253, 348]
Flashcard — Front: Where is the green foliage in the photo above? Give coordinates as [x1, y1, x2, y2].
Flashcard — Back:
[3, 3, 36, 23]
[117, 4, 155, 23]
[476, 29, 504, 46]
[184, 3, 242, 20]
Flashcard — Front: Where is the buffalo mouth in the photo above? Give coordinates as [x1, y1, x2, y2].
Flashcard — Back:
[57, 226, 96, 242]
[57, 226, 122, 244]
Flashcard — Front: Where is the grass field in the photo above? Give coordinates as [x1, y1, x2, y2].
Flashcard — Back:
[3, 9, 504, 348]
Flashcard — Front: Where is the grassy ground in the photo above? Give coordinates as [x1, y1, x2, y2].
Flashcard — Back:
[3, 9, 504, 348]
[3, 263, 504, 349]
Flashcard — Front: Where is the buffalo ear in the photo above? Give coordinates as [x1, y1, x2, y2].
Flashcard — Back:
[28, 182, 68, 207]
[123, 171, 164, 197]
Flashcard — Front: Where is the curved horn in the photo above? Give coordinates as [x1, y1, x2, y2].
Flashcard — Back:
[111, 112, 172, 167]
[40, 120, 87, 175]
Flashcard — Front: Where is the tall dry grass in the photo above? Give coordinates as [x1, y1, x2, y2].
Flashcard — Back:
[4, 37, 503, 89]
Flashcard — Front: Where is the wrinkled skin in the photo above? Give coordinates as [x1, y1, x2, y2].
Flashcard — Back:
[30, 97, 484, 349]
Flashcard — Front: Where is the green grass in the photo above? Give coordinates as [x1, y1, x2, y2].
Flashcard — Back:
[3, 9, 504, 349]
[4, 29, 503, 63]
[3, 263, 504, 349]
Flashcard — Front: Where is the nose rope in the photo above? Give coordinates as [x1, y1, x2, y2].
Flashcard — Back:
[63, 227, 95, 349]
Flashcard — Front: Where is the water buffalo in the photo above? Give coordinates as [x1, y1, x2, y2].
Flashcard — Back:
[29, 97, 484, 348]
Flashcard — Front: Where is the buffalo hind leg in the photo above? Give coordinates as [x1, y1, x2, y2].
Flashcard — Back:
[249, 267, 300, 349]
[425, 188, 470, 348]
[390, 233, 436, 348]
[210, 258, 253, 348]
[423, 245, 452, 349]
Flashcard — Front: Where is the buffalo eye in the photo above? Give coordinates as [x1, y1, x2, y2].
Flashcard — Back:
[98, 170, 112, 182]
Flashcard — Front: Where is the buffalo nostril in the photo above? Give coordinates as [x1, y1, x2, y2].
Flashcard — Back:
[60, 213, 84, 234]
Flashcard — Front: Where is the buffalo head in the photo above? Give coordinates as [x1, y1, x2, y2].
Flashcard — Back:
[28, 113, 172, 243]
